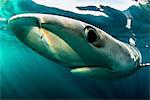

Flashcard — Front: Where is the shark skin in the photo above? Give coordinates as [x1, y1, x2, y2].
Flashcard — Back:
[9, 13, 142, 80]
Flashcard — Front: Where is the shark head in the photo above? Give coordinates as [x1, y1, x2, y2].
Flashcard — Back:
[9, 14, 141, 80]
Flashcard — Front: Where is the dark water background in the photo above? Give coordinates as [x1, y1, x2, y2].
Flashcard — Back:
[0, 0, 150, 99]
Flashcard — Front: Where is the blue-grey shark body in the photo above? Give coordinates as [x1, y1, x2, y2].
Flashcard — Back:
[9, 13, 144, 80]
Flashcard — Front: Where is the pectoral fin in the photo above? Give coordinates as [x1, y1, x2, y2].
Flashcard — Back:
[70, 67, 122, 80]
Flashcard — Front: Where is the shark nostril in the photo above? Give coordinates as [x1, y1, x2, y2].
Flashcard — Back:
[36, 20, 44, 39]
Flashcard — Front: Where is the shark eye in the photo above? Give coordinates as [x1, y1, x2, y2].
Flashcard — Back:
[84, 26, 99, 43]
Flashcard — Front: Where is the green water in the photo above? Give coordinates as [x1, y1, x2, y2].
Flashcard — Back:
[0, 0, 150, 99]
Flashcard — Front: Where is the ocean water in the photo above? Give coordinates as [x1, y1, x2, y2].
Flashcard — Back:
[0, 0, 150, 99]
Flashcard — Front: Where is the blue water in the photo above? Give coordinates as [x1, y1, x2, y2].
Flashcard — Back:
[0, 0, 150, 99]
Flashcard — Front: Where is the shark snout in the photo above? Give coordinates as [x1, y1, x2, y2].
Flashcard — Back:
[9, 14, 85, 39]
[9, 14, 40, 27]
[8, 13, 111, 66]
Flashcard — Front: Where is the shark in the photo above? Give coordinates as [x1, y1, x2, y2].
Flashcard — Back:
[8, 13, 149, 80]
